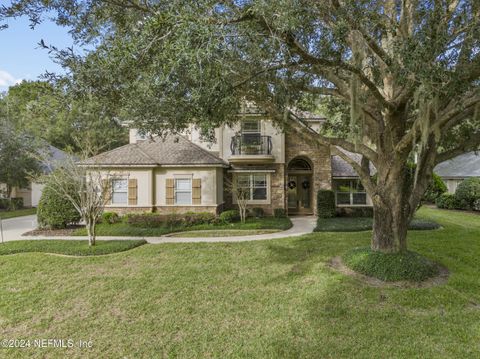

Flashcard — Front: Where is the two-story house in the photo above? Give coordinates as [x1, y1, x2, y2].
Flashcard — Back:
[82, 110, 372, 216]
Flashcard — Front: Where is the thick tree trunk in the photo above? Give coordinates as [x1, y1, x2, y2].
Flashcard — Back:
[371, 201, 408, 253]
[370, 161, 411, 253]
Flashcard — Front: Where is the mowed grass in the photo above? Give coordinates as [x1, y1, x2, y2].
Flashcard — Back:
[0, 240, 147, 256]
[168, 229, 280, 237]
[72, 216, 292, 237]
[0, 207, 479, 358]
[0, 207, 37, 219]
[315, 215, 440, 232]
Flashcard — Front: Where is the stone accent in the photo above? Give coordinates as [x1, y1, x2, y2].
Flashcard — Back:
[105, 207, 154, 215]
[154, 205, 221, 215]
[285, 130, 332, 215]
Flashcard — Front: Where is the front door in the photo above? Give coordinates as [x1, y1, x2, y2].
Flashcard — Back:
[287, 175, 312, 214]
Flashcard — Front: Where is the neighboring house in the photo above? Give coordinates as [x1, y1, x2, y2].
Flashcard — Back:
[434, 151, 480, 193]
[1, 145, 68, 207]
[82, 110, 373, 216]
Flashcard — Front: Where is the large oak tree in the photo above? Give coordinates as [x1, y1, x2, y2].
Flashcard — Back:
[3, 0, 479, 253]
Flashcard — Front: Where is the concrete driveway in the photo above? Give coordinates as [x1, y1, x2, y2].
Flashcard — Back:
[0, 215, 37, 242]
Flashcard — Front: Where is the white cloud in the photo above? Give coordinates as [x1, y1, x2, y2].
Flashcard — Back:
[0, 70, 22, 87]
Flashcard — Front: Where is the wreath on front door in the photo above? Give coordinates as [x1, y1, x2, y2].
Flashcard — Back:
[302, 180, 310, 189]
[287, 180, 297, 189]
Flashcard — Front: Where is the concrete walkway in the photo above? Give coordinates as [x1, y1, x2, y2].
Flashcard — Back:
[1, 215, 316, 243]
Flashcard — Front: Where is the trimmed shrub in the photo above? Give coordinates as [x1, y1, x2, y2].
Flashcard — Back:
[455, 178, 480, 210]
[274, 208, 287, 218]
[125, 213, 165, 227]
[249, 207, 264, 218]
[422, 173, 447, 203]
[317, 190, 336, 218]
[435, 193, 462, 210]
[102, 212, 121, 224]
[9, 198, 24, 210]
[0, 198, 9, 209]
[124, 212, 217, 228]
[37, 183, 81, 229]
[336, 206, 373, 217]
[220, 209, 240, 223]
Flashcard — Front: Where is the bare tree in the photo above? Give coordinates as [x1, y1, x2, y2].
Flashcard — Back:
[225, 177, 250, 223]
[38, 144, 112, 246]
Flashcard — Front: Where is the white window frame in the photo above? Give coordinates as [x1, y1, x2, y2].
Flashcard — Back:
[241, 119, 261, 135]
[174, 178, 192, 205]
[235, 173, 270, 204]
[334, 179, 368, 206]
[111, 178, 128, 205]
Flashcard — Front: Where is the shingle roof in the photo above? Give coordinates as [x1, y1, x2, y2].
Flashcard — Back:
[81, 134, 228, 167]
[38, 144, 69, 174]
[331, 150, 376, 177]
[434, 151, 480, 178]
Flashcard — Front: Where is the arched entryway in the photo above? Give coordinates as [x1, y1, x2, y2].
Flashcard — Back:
[287, 157, 313, 215]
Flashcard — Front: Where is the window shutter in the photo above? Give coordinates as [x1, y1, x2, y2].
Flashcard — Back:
[166, 178, 175, 205]
[103, 179, 111, 205]
[128, 179, 137, 205]
[192, 178, 201, 205]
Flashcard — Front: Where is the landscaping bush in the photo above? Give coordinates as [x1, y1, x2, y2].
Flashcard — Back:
[336, 207, 373, 217]
[436, 193, 463, 210]
[9, 198, 24, 210]
[220, 209, 240, 223]
[317, 190, 336, 218]
[422, 173, 447, 203]
[274, 208, 286, 218]
[37, 183, 81, 229]
[125, 213, 165, 227]
[249, 207, 264, 218]
[0, 198, 9, 209]
[183, 212, 216, 226]
[455, 178, 480, 210]
[124, 212, 217, 228]
[102, 211, 121, 225]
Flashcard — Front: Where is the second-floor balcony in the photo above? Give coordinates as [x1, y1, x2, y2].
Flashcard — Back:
[229, 135, 275, 164]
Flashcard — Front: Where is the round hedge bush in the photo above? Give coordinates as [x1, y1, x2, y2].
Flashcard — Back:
[219, 209, 240, 223]
[423, 173, 447, 203]
[455, 177, 480, 210]
[37, 182, 81, 229]
[342, 247, 440, 282]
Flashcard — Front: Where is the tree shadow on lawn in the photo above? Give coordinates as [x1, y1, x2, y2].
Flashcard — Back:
[263, 228, 480, 358]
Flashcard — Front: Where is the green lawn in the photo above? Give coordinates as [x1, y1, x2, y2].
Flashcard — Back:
[168, 229, 281, 237]
[72, 216, 292, 237]
[0, 207, 37, 219]
[315, 214, 440, 232]
[0, 240, 146, 256]
[0, 207, 479, 358]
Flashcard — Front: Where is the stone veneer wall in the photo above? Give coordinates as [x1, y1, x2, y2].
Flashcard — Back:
[284, 131, 332, 215]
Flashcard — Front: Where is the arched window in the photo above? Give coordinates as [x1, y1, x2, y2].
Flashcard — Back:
[288, 158, 312, 171]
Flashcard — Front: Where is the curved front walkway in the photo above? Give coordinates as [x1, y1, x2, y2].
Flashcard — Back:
[1, 215, 316, 243]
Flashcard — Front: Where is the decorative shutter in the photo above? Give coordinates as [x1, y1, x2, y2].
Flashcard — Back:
[128, 179, 137, 205]
[192, 178, 201, 205]
[103, 179, 111, 205]
[166, 178, 175, 205]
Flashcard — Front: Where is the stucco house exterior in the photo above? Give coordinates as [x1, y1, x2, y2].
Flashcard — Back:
[434, 151, 480, 193]
[82, 110, 372, 216]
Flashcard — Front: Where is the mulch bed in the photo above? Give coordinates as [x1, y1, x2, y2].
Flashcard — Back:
[23, 226, 82, 237]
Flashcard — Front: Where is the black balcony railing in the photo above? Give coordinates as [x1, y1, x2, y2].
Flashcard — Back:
[230, 135, 273, 155]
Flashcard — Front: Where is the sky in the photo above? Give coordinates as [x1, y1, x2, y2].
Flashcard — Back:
[0, 15, 75, 91]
